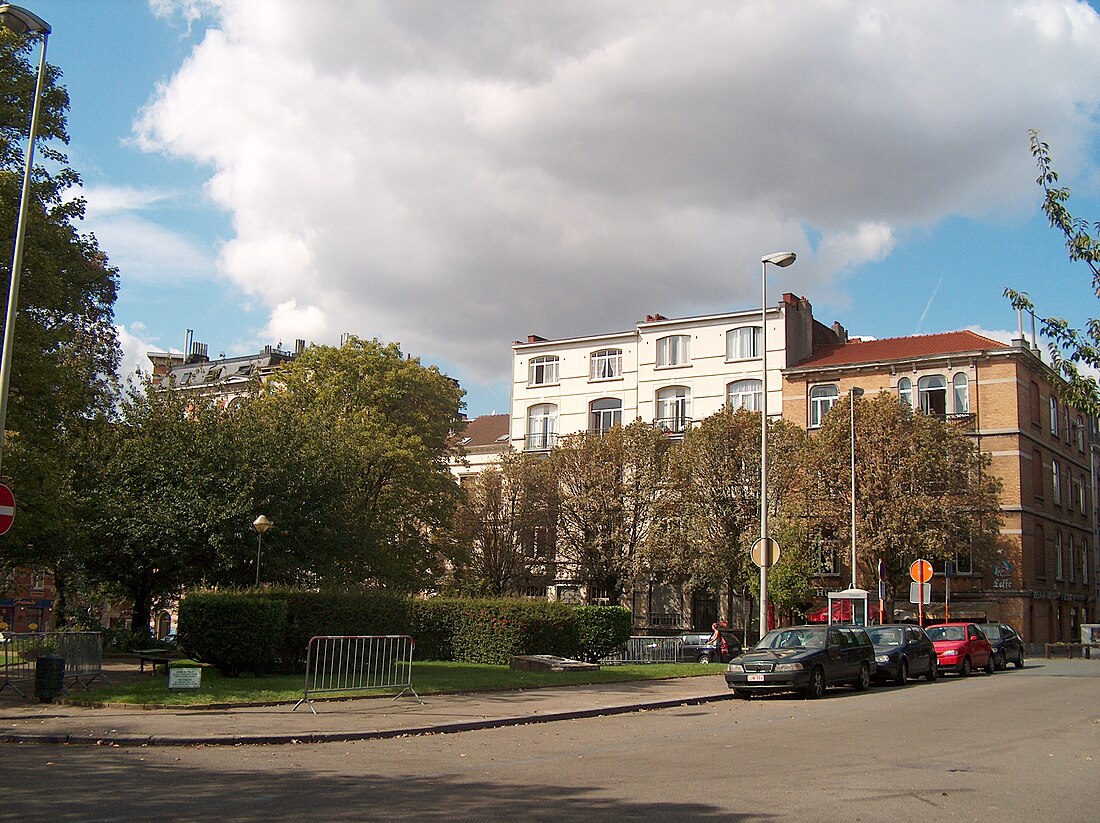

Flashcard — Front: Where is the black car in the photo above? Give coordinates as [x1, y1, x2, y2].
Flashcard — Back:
[651, 631, 743, 663]
[978, 623, 1025, 670]
[724, 624, 875, 699]
[866, 623, 938, 685]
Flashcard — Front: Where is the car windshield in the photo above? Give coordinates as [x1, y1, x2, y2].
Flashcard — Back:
[756, 628, 826, 650]
[981, 625, 1003, 641]
[927, 625, 965, 642]
[867, 628, 902, 646]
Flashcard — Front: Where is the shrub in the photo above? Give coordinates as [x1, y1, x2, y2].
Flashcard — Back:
[415, 598, 579, 665]
[178, 592, 288, 677]
[573, 606, 632, 662]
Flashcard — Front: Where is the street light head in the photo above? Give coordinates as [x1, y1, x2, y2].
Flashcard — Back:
[851, 387, 865, 398]
[253, 514, 273, 534]
[761, 251, 796, 268]
[0, 4, 50, 35]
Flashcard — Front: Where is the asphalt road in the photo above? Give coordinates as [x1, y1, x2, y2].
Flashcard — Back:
[6, 661, 1098, 822]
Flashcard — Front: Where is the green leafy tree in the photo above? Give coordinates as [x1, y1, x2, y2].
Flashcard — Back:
[1005, 130, 1100, 415]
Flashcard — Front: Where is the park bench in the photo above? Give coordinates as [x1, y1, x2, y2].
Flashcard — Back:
[133, 648, 171, 675]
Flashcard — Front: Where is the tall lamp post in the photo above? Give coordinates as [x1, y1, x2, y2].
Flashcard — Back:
[758, 251, 796, 640]
[253, 515, 272, 586]
[0, 4, 50, 479]
[849, 387, 865, 590]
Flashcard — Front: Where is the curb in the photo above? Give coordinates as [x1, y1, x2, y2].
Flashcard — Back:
[0, 691, 735, 748]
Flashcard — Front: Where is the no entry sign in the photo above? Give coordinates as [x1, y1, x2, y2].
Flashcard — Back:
[0, 483, 14, 536]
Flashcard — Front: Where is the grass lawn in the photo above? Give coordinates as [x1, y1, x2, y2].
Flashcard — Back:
[71, 660, 728, 707]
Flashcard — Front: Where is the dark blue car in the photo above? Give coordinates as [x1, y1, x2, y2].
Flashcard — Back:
[866, 623, 938, 685]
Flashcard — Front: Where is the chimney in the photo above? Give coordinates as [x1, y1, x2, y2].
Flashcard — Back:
[186, 341, 209, 364]
[831, 321, 849, 344]
[527, 335, 547, 344]
[294, 338, 306, 355]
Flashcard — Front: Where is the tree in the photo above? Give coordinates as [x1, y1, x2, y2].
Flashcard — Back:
[0, 29, 120, 618]
[1005, 130, 1100, 415]
[550, 422, 669, 602]
[811, 392, 1003, 608]
[448, 450, 557, 596]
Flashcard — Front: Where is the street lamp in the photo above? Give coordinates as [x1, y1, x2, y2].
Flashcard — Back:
[253, 515, 272, 586]
[0, 4, 51, 480]
[849, 387, 865, 590]
[758, 251, 796, 640]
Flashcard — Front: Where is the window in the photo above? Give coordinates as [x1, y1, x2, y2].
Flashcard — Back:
[727, 379, 763, 411]
[818, 542, 839, 575]
[898, 377, 913, 408]
[30, 569, 45, 591]
[590, 349, 622, 381]
[1078, 416, 1087, 452]
[529, 356, 559, 386]
[1084, 540, 1090, 586]
[1030, 381, 1041, 425]
[590, 398, 622, 433]
[1050, 396, 1059, 436]
[809, 384, 839, 428]
[656, 386, 691, 433]
[1077, 477, 1086, 513]
[726, 326, 761, 360]
[1036, 524, 1047, 579]
[1056, 531, 1064, 581]
[1069, 535, 1076, 583]
[656, 335, 690, 367]
[1052, 459, 1062, 505]
[526, 404, 558, 450]
[918, 375, 947, 417]
[952, 373, 969, 414]
[1032, 450, 1044, 499]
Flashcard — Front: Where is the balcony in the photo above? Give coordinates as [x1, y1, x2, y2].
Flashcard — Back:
[526, 432, 559, 451]
[653, 417, 694, 437]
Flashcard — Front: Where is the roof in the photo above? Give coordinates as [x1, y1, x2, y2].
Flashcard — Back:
[789, 330, 1009, 370]
[455, 413, 510, 449]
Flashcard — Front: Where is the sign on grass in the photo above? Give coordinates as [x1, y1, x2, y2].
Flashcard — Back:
[168, 667, 202, 690]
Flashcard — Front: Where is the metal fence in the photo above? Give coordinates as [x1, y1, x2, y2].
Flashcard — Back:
[0, 631, 108, 698]
[293, 635, 422, 714]
[600, 636, 684, 665]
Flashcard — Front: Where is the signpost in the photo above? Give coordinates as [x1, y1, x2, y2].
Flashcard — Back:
[0, 483, 14, 536]
[909, 559, 933, 626]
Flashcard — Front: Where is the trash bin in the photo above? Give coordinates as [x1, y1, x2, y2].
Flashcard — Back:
[34, 654, 65, 703]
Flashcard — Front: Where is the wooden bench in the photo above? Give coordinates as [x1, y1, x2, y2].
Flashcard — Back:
[133, 648, 171, 675]
[1044, 642, 1084, 659]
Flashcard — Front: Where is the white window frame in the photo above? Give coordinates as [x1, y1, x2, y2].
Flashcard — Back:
[590, 349, 622, 381]
[809, 384, 839, 428]
[1050, 396, 1059, 436]
[1078, 416, 1087, 452]
[656, 335, 690, 368]
[725, 326, 761, 361]
[1056, 531, 1064, 581]
[1052, 459, 1062, 505]
[528, 356, 559, 386]
[898, 377, 913, 408]
[952, 372, 969, 414]
[726, 379, 763, 411]
[526, 403, 558, 450]
[656, 386, 691, 433]
[918, 375, 947, 417]
[590, 397, 622, 433]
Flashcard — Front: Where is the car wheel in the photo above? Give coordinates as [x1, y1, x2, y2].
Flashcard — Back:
[697, 653, 712, 664]
[1014, 654, 1024, 669]
[734, 689, 753, 700]
[804, 667, 826, 699]
[984, 655, 995, 675]
[995, 651, 1006, 671]
[894, 659, 909, 687]
[960, 657, 971, 677]
[925, 660, 938, 682]
[854, 663, 871, 692]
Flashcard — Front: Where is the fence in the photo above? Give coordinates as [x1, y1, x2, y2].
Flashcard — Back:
[0, 631, 108, 698]
[293, 635, 422, 714]
[601, 636, 684, 665]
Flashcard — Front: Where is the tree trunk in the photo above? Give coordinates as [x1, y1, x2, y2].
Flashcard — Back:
[129, 588, 153, 641]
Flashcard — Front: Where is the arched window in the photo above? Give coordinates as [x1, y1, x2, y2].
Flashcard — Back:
[726, 327, 761, 360]
[590, 349, 622, 380]
[590, 398, 622, 433]
[1050, 396, 1059, 436]
[656, 335, 690, 367]
[727, 379, 762, 411]
[1078, 416, 1086, 452]
[952, 373, 969, 414]
[898, 377, 913, 408]
[526, 404, 558, 450]
[656, 386, 691, 433]
[529, 356, 559, 386]
[917, 375, 947, 417]
[809, 385, 839, 428]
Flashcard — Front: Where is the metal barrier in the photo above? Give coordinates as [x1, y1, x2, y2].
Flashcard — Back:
[293, 635, 423, 714]
[601, 636, 684, 665]
[0, 631, 108, 698]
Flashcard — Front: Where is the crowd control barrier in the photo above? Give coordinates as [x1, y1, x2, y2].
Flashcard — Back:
[0, 631, 108, 698]
[600, 636, 684, 665]
[293, 634, 422, 714]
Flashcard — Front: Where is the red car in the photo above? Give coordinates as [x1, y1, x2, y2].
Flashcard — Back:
[926, 622, 994, 676]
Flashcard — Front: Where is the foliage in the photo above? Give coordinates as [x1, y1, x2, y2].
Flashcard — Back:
[436, 598, 579, 665]
[572, 605, 632, 663]
[177, 592, 288, 677]
[1004, 130, 1100, 415]
[550, 422, 670, 600]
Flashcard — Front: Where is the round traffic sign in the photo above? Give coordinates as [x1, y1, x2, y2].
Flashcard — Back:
[751, 537, 781, 568]
[0, 483, 14, 536]
[909, 559, 933, 584]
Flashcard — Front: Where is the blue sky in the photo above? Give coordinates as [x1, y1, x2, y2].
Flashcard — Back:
[22, 0, 1100, 417]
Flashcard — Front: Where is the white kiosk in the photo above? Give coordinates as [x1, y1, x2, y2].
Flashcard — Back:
[827, 588, 871, 626]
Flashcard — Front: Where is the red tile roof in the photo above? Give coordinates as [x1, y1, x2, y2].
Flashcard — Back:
[457, 413, 510, 448]
[791, 330, 1009, 369]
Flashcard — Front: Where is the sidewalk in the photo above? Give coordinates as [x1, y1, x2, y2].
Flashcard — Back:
[0, 672, 734, 747]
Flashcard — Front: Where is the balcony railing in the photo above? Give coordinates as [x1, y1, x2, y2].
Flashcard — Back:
[526, 432, 559, 451]
[652, 417, 694, 436]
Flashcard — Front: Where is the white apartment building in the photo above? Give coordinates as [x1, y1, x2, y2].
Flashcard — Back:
[510, 294, 844, 450]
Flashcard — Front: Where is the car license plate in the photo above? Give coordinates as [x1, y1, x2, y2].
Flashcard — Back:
[748, 674, 765, 683]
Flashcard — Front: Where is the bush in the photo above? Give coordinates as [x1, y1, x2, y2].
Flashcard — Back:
[573, 606, 633, 662]
[178, 592, 288, 677]
[414, 598, 579, 665]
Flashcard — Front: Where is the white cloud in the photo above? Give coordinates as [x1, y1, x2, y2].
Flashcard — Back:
[136, 1, 1100, 382]
[116, 323, 176, 389]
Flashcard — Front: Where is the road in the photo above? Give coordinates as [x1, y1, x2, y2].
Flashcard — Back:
[6, 661, 1099, 822]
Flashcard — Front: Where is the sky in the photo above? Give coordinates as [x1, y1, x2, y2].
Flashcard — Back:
[21, 0, 1100, 417]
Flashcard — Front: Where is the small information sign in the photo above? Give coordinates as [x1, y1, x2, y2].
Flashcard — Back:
[168, 667, 202, 690]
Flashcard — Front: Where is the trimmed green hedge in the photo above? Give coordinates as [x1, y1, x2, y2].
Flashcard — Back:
[178, 590, 631, 674]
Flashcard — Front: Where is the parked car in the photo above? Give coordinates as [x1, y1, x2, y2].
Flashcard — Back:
[978, 623, 1025, 670]
[649, 631, 743, 663]
[926, 622, 993, 676]
[724, 624, 875, 699]
[866, 623, 938, 685]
